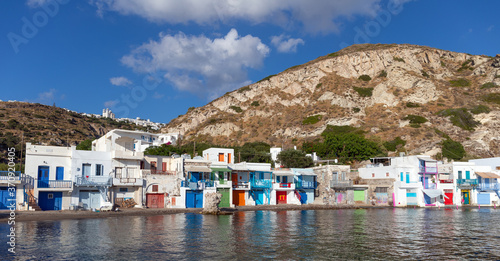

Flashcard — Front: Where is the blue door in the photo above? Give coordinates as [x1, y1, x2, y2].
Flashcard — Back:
[0, 187, 14, 210]
[299, 192, 307, 204]
[56, 167, 64, 180]
[466, 171, 471, 179]
[186, 191, 203, 208]
[255, 190, 264, 205]
[38, 166, 49, 188]
[477, 193, 490, 205]
[39, 192, 62, 211]
[406, 173, 410, 184]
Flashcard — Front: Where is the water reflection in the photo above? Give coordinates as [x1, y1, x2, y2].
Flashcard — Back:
[2, 208, 500, 260]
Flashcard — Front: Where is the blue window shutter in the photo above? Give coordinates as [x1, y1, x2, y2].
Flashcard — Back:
[56, 167, 64, 180]
[400, 172, 403, 182]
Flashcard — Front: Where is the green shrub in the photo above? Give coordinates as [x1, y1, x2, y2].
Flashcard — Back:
[470, 105, 491, 114]
[302, 115, 322, 125]
[250, 101, 260, 107]
[440, 61, 446, 67]
[495, 75, 500, 79]
[316, 83, 323, 88]
[358, 74, 372, 81]
[383, 137, 406, 151]
[353, 87, 373, 97]
[421, 70, 430, 78]
[481, 82, 497, 89]
[434, 128, 451, 140]
[482, 93, 500, 105]
[257, 74, 276, 83]
[237, 86, 251, 93]
[438, 108, 479, 131]
[378, 70, 387, 78]
[449, 78, 470, 87]
[442, 139, 465, 160]
[394, 57, 405, 63]
[457, 60, 473, 72]
[187, 107, 195, 112]
[403, 115, 427, 128]
[230, 106, 243, 113]
[352, 107, 361, 113]
[328, 52, 339, 57]
[406, 102, 421, 108]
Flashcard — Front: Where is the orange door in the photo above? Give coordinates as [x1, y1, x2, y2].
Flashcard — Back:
[228, 153, 231, 163]
[219, 153, 224, 162]
[277, 191, 287, 204]
[233, 190, 245, 206]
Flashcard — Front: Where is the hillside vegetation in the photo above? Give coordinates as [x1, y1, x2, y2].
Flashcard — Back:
[163, 44, 500, 160]
[0, 102, 153, 164]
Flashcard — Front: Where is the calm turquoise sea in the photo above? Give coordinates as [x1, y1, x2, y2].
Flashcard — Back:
[2, 208, 500, 260]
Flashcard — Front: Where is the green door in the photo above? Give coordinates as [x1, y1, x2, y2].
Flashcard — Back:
[354, 190, 365, 202]
[218, 188, 230, 208]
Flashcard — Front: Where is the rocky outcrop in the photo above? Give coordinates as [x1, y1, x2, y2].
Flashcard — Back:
[202, 192, 222, 215]
[163, 44, 500, 158]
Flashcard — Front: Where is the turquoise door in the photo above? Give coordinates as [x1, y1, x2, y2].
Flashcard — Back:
[406, 173, 410, 184]
[466, 171, 470, 179]
[255, 191, 264, 205]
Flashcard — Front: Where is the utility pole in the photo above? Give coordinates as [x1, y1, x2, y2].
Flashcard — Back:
[238, 151, 241, 163]
[20, 131, 24, 173]
[193, 141, 196, 157]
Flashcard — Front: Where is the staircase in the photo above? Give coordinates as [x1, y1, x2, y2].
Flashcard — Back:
[27, 190, 42, 211]
[294, 190, 302, 204]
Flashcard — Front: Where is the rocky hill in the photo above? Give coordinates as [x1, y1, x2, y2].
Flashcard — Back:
[0, 102, 153, 164]
[163, 44, 500, 158]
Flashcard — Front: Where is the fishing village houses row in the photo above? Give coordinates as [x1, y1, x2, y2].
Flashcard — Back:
[1, 129, 500, 211]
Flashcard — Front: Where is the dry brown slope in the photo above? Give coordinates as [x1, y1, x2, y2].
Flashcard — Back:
[163, 44, 500, 158]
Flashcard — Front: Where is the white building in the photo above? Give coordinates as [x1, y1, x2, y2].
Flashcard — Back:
[203, 148, 234, 165]
[92, 129, 181, 152]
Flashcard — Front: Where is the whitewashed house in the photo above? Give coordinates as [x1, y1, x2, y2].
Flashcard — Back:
[25, 143, 73, 211]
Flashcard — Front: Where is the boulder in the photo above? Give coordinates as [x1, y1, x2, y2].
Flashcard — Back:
[202, 192, 222, 215]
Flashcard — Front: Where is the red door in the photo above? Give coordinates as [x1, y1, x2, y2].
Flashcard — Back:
[444, 190, 453, 205]
[277, 191, 287, 204]
[147, 194, 164, 208]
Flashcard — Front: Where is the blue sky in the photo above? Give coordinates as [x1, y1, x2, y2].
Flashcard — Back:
[1, 0, 499, 123]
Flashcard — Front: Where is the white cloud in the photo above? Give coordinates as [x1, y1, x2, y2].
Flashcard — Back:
[271, 34, 304, 53]
[121, 29, 269, 99]
[104, 100, 118, 108]
[36, 88, 56, 103]
[110, 76, 132, 86]
[91, 0, 382, 34]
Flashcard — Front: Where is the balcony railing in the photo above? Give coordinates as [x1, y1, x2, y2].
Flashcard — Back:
[233, 181, 249, 189]
[112, 150, 144, 160]
[37, 180, 72, 189]
[181, 180, 215, 189]
[296, 181, 317, 189]
[0, 171, 21, 180]
[457, 179, 479, 188]
[143, 169, 176, 175]
[439, 179, 454, 184]
[478, 183, 500, 191]
[75, 176, 112, 187]
[250, 179, 272, 189]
